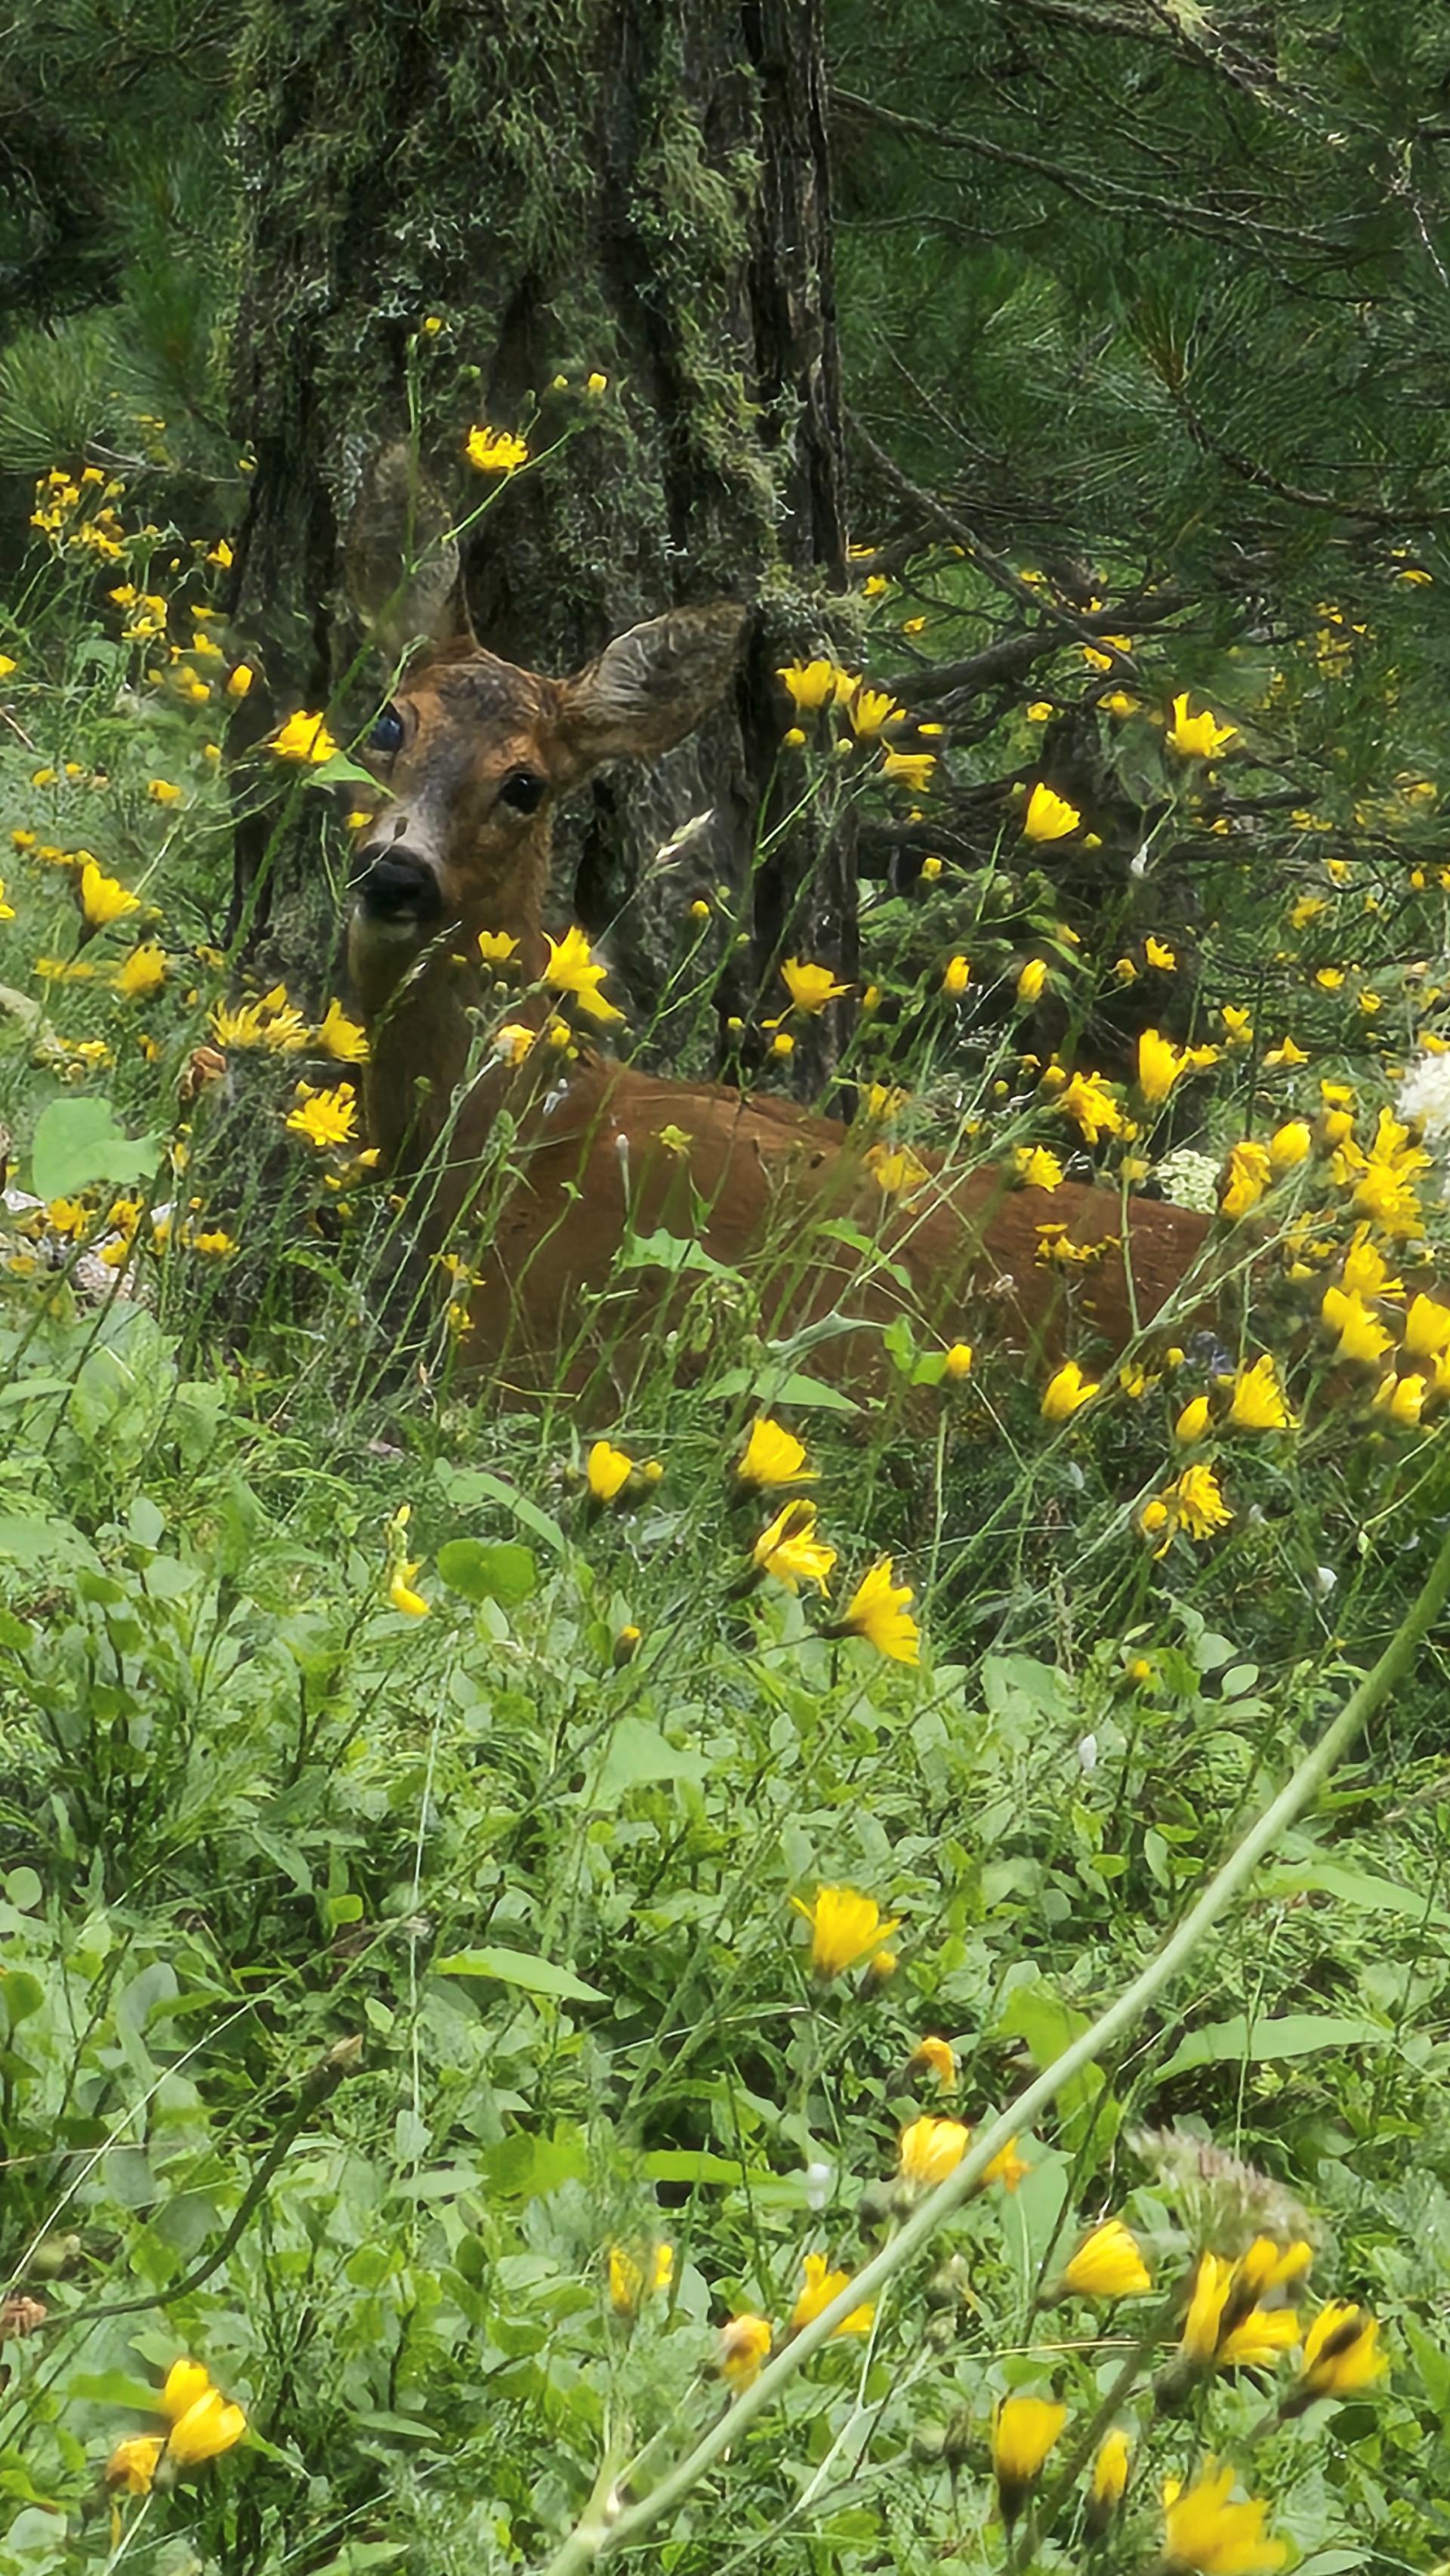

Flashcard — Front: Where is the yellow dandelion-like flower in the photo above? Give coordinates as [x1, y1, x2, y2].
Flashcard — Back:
[545, 924, 625, 1024]
[791, 1884, 899, 1979]
[465, 424, 529, 472]
[789, 2252, 874, 2335]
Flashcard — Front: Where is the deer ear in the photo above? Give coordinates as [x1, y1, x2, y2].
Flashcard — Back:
[343, 440, 471, 659]
[555, 603, 745, 778]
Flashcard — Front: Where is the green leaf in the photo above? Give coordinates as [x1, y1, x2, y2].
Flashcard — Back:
[705, 1365, 860, 1414]
[29, 1097, 160, 1200]
[616, 1227, 740, 1280]
[995, 1982, 1120, 2156]
[4, 1866, 42, 1911]
[434, 1946, 605, 2003]
[433, 1465, 564, 1552]
[436, 1539, 537, 1605]
[1157, 2012, 1390, 2080]
[595, 1716, 708, 1801]
[643, 2149, 747, 2185]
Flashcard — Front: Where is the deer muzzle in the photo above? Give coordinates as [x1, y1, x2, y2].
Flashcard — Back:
[353, 844, 446, 930]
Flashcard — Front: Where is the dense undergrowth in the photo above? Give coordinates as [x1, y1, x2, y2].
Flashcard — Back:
[3, 424, 1450, 2576]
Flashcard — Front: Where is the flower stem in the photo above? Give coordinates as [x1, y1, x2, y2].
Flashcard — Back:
[538, 1515, 1450, 2576]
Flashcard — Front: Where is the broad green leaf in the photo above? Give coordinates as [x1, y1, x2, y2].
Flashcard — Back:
[705, 1364, 860, 1414]
[1157, 2012, 1389, 2080]
[29, 1096, 160, 1200]
[436, 1538, 536, 1605]
[433, 1464, 564, 1552]
[616, 1227, 740, 1280]
[643, 2149, 747, 2185]
[595, 1716, 708, 1801]
[435, 1946, 605, 2003]
[995, 1983, 1120, 2156]
[1258, 1857, 1450, 1931]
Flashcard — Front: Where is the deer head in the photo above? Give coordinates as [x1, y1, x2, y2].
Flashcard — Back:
[347, 601, 747, 1019]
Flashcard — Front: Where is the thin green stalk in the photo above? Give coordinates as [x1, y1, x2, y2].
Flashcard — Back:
[538, 1512, 1450, 2576]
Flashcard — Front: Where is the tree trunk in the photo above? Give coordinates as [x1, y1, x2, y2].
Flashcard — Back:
[226, 0, 853, 1086]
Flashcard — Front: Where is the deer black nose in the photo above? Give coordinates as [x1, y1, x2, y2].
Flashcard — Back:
[355, 848, 444, 925]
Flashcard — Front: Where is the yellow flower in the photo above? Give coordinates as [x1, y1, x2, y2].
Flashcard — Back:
[847, 684, 905, 740]
[207, 537, 234, 567]
[1263, 1035, 1308, 1069]
[106, 2435, 164, 2495]
[1021, 782, 1081, 841]
[1162, 2462, 1286, 2575]
[1220, 1140, 1273, 1218]
[782, 956, 851, 1013]
[896, 2116, 970, 2187]
[753, 1499, 837, 1594]
[226, 663, 255, 698]
[771, 1030, 795, 1058]
[1268, 1120, 1311, 1172]
[113, 943, 166, 999]
[0, 653, 16, 681]
[585, 370, 609, 396]
[1340, 1232, 1402, 1301]
[866, 1142, 931, 1197]
[942, 953, 970, 998]
[992, 2394, 1067, 2524]
[1374, 1370, 1426, 1428]
[545, 924, 624, 1024]
[776, 659, 839, 712]
[943, 1341, 974, 1379]
[388, 1561, 430, 1617]
[166, 2383, 248, 2467]
[1321, 1285, 1393, 1367]
[791, 1884, 899, 1978]
[192, 1229, 236, 1259]
[1179, 2254, 1235, 2362]
[1226, 1355, 1295, 1433]
[1167, 693, 1238, 758]
[609, 2242, 673, 2315]
[1016, 957, 1048, 1005]
[789, 2252, 875, 2336]
[1088, 2429, 1131, 2527]
[1137, 1027, 1194, 1105]
[736, 1417, 816, 1488]
[717, 2314, 771, 2388]
[494, 1021, 538, 1065]
[270, 709, 339, 764]
[910, 2034, 957, 2087]
[465, 424, 529, 472]
[1174, 1395, 1211, 1444]
[1220, 1005, 1253, 1046]
[1174, 1463, 1232, 1540]
[879, 747, 936, 792]
[1144, 935, 1177, 969]
[316, 999, 370, 1061]
[586, 1440, 634, 1502]
[834, 1558, 919, 1663]
[1216, 2307, 1301, 2371]
[0, 879, 14, 922]
[1404, 1293, 1450, 1363]
[1060, 2217, 1152, 2300]
[478, 928, 521, 965]
[1057, 1069, 1122, 1143]
[80, 861, 140, 928]
[1041, 1359, 1098, 1421]
[284, 1082, 358, 1149]
[1292, 2303, 1386, 2405]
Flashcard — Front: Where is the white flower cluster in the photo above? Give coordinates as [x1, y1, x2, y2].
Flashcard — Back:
[1154, 1146, 1221, 1213]
[1396, 1052, 1450, 1151]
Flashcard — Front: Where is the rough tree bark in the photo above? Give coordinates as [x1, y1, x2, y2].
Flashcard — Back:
[227, 0, 853, 1083]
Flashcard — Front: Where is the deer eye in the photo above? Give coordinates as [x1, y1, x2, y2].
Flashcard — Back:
[369, 706, 405, 756]
[498, 769, 545, 814]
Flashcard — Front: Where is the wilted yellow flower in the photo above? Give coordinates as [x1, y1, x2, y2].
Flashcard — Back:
[80, 861, 140, 928]
[1061, 2217, 1152, 2300]
[1162, 2462, 1286, 2574]
[1226, 1355, 1295, 1433]
[609, 2242, 673, 2315]
[879, 747, 936, 792]
[106, 2435, 164, 2495]
[897, 2116, 970, 2187]
[834, 1558, 919, 1662]
[545, 924, 624, 1023]
[1021, 782, 1081, 841]
[717, 2313, 771, 2388]
[782, 956, 851, 1013]
[983, 2136, 1031, 2191]
[270, 709, 339, 764]
[1167, 693, 1238, 759]
[1041, 1359, 1098, 1421]
[753, 1498, 837, 1594]
[866, 1142, 931, 1197]
[1014, 1144, 1063, 1190]
[736, 1417, 815, 1488]
[466, 424, 529, 472]
[992, 2394, 1067, 2525]
[387, 1560, 430, 1617]
[285, 1082, 358, 1149]
[792, 1884, 899, 1978]
[585, 1440, 634, 1502]
[789, 2252, 874, 2335]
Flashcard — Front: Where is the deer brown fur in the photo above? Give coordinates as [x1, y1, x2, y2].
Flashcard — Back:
[345, 601, 1214, 1394]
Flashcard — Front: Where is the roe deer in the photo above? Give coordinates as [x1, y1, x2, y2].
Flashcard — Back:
[345, 599, 1213, 1395]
